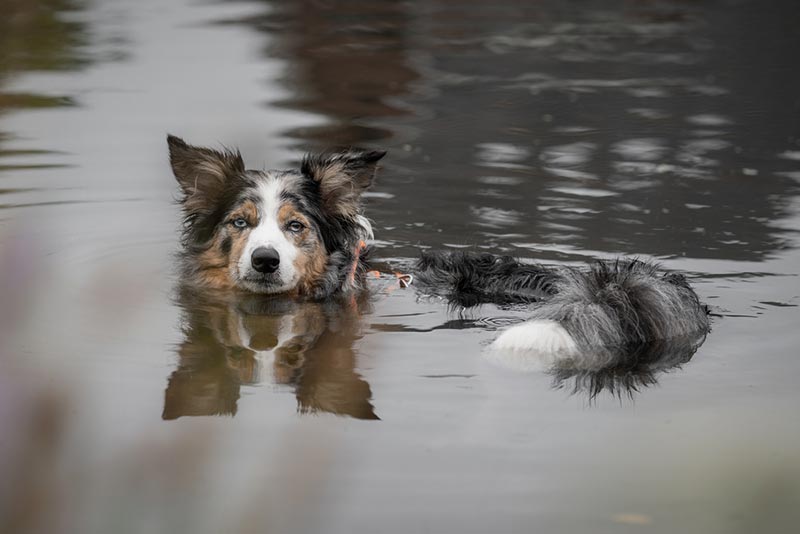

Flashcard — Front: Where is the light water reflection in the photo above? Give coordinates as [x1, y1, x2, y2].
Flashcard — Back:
[0, 0, 87, 177]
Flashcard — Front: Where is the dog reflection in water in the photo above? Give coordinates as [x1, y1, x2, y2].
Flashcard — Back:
[546, 333, 708, 400]
[162, 289, 377, 420]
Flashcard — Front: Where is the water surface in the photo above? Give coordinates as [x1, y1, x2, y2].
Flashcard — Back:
[1, 0, 799, 532]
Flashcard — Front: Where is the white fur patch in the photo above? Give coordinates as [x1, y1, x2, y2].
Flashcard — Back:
[486, 320, 579, 371]
[355, 214, 374, 240]
[237, 177, 300, 293]
[235, 313, 297, 382]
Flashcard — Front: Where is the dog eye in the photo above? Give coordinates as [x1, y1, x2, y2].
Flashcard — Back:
[287, 221, 305, 232]
[232, 218, 248, 229]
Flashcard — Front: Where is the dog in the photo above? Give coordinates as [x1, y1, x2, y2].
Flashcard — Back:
[167, 135, 711, 382]
[167, 134, 382, 298]
[414, 252, 710, 368]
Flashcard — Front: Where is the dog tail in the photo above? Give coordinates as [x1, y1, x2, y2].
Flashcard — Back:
[415, 252, 710, 366]
[414, 250, 560, 307]
[491, 259, 710, 365]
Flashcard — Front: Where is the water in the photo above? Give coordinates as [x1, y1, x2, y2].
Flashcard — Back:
[1, 0, 799, 532]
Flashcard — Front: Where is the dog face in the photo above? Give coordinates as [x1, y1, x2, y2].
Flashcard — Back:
[167, 135, 384, 295]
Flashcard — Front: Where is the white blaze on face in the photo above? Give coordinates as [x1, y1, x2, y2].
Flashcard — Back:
[237, 177, 300, 293]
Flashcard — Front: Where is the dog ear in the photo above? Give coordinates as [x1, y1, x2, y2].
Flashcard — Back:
[167, 134, 244, 208]
[301, 149, 386, 218]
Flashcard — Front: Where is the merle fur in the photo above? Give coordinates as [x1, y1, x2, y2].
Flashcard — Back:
[167, 135, 386, 299]
[168, 135, 382, 298]
[415, 251, 559, 307]
[415, 250, 710, 355]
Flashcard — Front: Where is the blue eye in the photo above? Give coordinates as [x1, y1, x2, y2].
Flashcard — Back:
[232, 218, 248, 229]
[287, 221, 305, 233]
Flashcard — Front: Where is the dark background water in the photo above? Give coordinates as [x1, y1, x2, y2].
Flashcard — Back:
[1, 1, 799, 533]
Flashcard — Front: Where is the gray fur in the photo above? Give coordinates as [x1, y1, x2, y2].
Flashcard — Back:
[415, 252, 711, 367]
[550, 332, 707, 399]
[531, 260, 709, 353]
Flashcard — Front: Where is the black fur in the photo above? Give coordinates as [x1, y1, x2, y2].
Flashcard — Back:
[415, 250, 559, 307]
[549, 332, 707, 400]
[415, 250, 710, 351]
[168, 135, 383, 297]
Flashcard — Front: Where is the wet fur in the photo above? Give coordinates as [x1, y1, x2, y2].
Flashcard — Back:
[549, 333, 707, 399]
[168, 135, 383, 298]
[414, 251, 559, 307]
[415, 251, 710, 370]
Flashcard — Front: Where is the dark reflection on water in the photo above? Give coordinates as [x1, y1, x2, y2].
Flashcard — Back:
[0, 0, 89, 193]
[226, 0, 418, 146]
[228, 0, 800, 261]
[0, 0, 88, 74]
[0, 0, 88, 124]
[548, 332, 708, 400]
[163, 288, 378, 420]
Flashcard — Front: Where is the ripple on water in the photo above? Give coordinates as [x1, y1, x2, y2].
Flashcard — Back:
[469, 206, 522, 228]
[687, 84, 729, 96]
[686, 113, 733, 126]
[682, 138, 731, 154]
[611, 138, 668, 162]
[476, 175, 525, 187]
[476, 188, 519, 200]
[626, 87, 671, 98]
[539, 142, 597, 167]
[613, 161, 712, 179]
[516, 75, 702, 96]
[627, 107, 671, 120]
[549, 186, 618, 198]
[474, 142, 531, 169]
[543, 167, 597, 181]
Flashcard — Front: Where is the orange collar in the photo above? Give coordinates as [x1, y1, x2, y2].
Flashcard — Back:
[346, 240, 413, 290]
[345, 240, 368, 287]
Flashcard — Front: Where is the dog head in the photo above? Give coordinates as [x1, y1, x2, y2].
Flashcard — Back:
[167, 135, 385, 295]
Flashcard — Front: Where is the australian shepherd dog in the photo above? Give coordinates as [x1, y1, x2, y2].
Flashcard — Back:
[167, 134, 381, 298]
[167, 135, 710, 374]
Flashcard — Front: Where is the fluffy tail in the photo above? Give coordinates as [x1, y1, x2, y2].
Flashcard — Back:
[415, 252, 710, 368]
[415, 250, 560, 307]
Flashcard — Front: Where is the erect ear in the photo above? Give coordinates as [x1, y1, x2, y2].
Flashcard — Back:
[167, 134, 245, 209]
[301, 149, 386, 218]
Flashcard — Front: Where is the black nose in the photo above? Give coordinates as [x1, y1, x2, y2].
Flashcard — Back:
[251, 247, 280, 273]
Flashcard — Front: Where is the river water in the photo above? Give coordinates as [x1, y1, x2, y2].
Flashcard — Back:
[1, 0, 799, 532]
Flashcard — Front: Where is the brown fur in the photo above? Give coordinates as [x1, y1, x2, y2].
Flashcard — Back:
[193, 221, 251, 291]
[277, 204, 329, 295]
[229, 200, 259, 226]
[314, 162, 361, 218]
[163, 291, 378, 419]
[302, 150, 385, 220]
[190, 200, 331, 294]
[195, 249, 234, 289]
[168, 136, 385, 296]
[168, 135, 244, 215]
